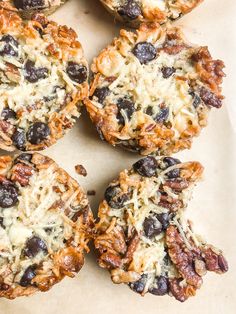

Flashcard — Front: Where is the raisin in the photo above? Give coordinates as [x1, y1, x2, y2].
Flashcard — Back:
[133, 156, 157, 177]
[161, 66, 176, 78]
[116, 98, 135, 125]
[143, 216, 162, 238]
[12, 129, 26, 151]
[19, 265, 37, 287]
[129, 274, 147, 294]
[92, 87, 110, 104]
[189, 91, 201, 108]
[27, 122, 50, 145]
[0, 183, 19, 208]
[118, 1, 141, 20]
[0, 35, 19, 57]
[1, 108, 16, 120]
[149, 276, 169, 295]
[23, 236, 48, 258]
[163, 157, 181, 179]
[13, 0, 45, 9]
[104, 185, 129, 209]
[200, 87, 222, 108]
[24, 60, 48, 83]
[132, 42, 157, 64]
[66, 62, 88, 84]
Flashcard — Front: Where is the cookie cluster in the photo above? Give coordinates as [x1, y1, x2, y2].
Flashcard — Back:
[0, 0, 228, 303]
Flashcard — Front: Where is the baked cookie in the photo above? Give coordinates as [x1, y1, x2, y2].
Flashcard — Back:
[85, 23, 225, 156]
[100, 0, 203, 28]
[94, 156, 228, 302]
[1, 0, 67, 19]
[0, 4, 88, 151]
[0, 152, 94, 299]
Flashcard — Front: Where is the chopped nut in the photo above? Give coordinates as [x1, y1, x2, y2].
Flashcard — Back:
[75, 164, 87, 177]
[169, 278, 196, 302]
[194, 259, 207, 276]
[11, 163, 33, 186]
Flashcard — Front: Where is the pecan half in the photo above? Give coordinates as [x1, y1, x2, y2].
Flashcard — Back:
[164, 178, 189, 191]
[11, 163, 33, 186]
[166, 225, 203, 289]
[99, 252, 122, 269]
[202, 246, 228, 274]
[169, 278, 197, 302]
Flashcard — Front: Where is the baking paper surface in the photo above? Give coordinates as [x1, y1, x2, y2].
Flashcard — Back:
[1, 0, 236, 313]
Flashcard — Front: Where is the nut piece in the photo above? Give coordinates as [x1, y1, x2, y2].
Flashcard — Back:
[75, 164, 87, 177]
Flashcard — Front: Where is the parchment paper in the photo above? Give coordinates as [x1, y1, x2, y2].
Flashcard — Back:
[1, 0, 236, 313]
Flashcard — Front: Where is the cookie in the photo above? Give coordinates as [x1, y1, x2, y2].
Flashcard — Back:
[85, 23, 225, 156]
[100, 0, 203, 28]
[0, 153, 94, 299]
[94, 156, 228, 302]
[1, 0, 67, 18]
[0, 4, 88, 151]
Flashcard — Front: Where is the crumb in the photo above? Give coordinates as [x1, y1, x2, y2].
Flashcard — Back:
[84, 10, 90, 15]
[87, 190, 96, 196]
[75, 164, 87, 177]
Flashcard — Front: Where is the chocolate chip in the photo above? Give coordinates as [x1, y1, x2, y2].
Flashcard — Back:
[0, 35, 19, 57]
[27, 122, 50, 145]
[155, 107, 169, 123]
[163, 157, 181, 179]
[118, 0, 141, 20]
[104, 185, 129, 209]
[129, 274, 147, 294]
[143, 216, 162, 238]
[19, 265, 37, 287]
[133, 156, 157, 177]
[132, 42, 157, 64]
[23, 236, 48, 258]
[1, 108, 16, 120]
[161, 66, 176, 78]
[12, 129, 26, 151]
[156, 213, 172, 231]
[116, 98, 135, 125]
[66, 62, 88, 84]
[189, 91, 201, 108]
[200, 87, 222, 108]
[149, 276, 169, 295]
[0, 183, 19, 208]
[24, 60, 48, 83]
[14, 153, 32, 164]
[93, 87, 110, 104]
[14, 0, 44, 9]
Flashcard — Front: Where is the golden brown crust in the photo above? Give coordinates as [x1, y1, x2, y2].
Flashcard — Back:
[0, 153, 94, 299]
[85, 23, 224, 156]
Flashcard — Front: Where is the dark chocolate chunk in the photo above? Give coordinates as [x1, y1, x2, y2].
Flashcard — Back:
[12, 129, 26, 151]
[132, 42, 157, 64]
[104, 185, 129, 209]
[23, 236, 48, 258]
[117, 98, 135, 125]
[19, 265, 37, 287]
[27, 122, 50, 145]
[66, 62, 88, 84]
[149, 276, 169, 295]
[133, 156, 157, 177]
[24, 60, 48, 83]
[118, 1, 141, 20]
[0, 183, 19, 208]
[161, 66, 176, 78]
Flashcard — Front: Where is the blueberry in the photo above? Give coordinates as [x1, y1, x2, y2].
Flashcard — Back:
[0, 183, 19, 208]
[24, 60, 48, 83]
[27, 122, 50, 145]
[149, 276, 169, 295]
[161, 66, 176, 78]
[116, 98, 135, 125]
[132, 42, 157, 64]
[1, 108, 16, 120]
[23, 236, 48, 258]
[133, 156, 157, 177]
[19, 265, 37, 287]
[12, 129, 26, 151]
[162, 157, 181, 179]
[104, 185, 129, 209]
[66, 62, 88, 84]
[118, 0, 141, 20]
[93, 87, 110, 104]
